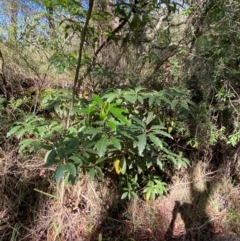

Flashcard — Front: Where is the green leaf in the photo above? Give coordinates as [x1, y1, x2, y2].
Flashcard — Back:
[121, 192, 128, 199]
[137, 133, 147, 156]
[7, 125, 21, 137]
[65, 173, 77, 185]
[89, 168, 95, 179]
[30, 140, 41, 152]
[54, 165, 65, 183]
[95, 166, 104, 179]
[130, 191, 139, 199]
[146, 111, 155, 125]
[158, 95, 171, 104]
[148, 134, 163, 149]
[123, 93, 137, 104]
[137, 95, 144, 104]
[19, 139, 35, 152]
[109, 107, 129, 125]
[110, 136, 121, 150]
[92, 94, 103, 107]
[69, 155, 82, 164]
[65, 163, 76, 177]
[98, 232, 103, 241]
[106, 120, 117, 130]
[171, 99, 178, 109]
[84, 127, 103, 134]
[131, 116, 146, 129]
[94, 135, 108, 157]
[17, 128, 29, 138]
[44, 149, 60, 166]
[135, 86, 145, 93]
[150, 125, 166, 130]
[148, 96, 155, 106]
[154, 130, 173, 139]
[156, 158, 163, 170]
[95, 157, 107, 164]
[120, 156, 127, 174]
[103, 92, 118, 102]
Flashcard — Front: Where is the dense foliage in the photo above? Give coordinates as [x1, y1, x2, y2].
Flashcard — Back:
[1, 0, 240, 200]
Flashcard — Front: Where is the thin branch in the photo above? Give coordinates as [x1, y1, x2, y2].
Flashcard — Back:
[0, 50, 10, 102]
[66, 0, 95, 128]
[78, 18, 129, 87]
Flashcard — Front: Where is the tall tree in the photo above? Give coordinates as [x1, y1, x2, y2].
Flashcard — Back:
[9, 0, 18, 41]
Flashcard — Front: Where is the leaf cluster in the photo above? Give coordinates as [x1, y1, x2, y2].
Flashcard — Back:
[8, 87, 192, 199]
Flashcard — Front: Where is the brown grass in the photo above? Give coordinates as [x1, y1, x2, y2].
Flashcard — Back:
[1, 143, 240, 241]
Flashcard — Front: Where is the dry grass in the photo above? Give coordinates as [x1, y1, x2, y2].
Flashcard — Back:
[0, 137, 240, 241]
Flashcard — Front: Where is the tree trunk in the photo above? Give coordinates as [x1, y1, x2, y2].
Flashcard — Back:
[9, 0, 18, 42]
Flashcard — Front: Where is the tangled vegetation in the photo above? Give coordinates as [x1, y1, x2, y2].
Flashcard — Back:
[0, 0, 240, 240]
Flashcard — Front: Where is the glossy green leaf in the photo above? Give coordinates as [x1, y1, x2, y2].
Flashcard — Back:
[94, 135, 108, 157]
[120, 156, 127, 174]
[137, 133, 147, 155]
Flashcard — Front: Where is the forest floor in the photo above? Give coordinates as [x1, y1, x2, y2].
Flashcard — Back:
[1, 149, 240, 241]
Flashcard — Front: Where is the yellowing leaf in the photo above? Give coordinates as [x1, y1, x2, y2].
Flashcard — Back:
[145, 193, 150, 201]
[114, 159, 121, 174]
[168, 126, 173, 133]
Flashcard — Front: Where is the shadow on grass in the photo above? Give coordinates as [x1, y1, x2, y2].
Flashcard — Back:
[88, 199, 134, 241]
[165, 163, 213, 241]
[0, 160, 51, 241]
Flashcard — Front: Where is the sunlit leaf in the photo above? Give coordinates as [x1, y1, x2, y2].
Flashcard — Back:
[109, 107, 129, 125]
[120, 156, 127, 174]
[94, 135, 108, 157]
[19, 138, 35, 152]
[121, 192, 128, 199]
[92, 94, 103, 107]
[137, 133, 147, 155]
[7, 125, 21, 137]
[107, 120, 117, 130]
[123, 93, 137, 104]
